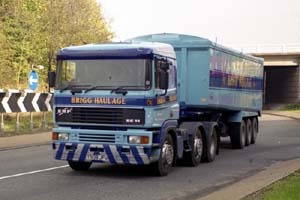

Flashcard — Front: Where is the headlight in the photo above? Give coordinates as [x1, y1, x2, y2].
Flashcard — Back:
[129, 136, 141, 144]
[58, 133, 69, 141]
[128, 136, 149, 144]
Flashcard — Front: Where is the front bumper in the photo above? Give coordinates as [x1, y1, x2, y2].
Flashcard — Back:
[53, 142, 157, 165]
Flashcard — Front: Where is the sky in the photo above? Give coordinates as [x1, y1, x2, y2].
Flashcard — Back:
[98, 0, 300, 47]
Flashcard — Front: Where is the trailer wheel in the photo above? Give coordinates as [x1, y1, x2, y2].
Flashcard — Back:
[230, 121, 246, 149]
[245, 119, 252, 146]
[68, 161, 92, 171]
[153, 133, 174, 176]
[205, 127, 218, 162]
[183, 130, 203, 166]
[251, 117, 259, 144]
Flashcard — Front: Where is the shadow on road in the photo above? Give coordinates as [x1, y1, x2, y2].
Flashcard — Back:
[67, 164, 161, 179]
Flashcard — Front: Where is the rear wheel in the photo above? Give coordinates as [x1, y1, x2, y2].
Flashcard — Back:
[202, 127, 218, 162]
[183, 130, 203, 166]
[68, 161, 92, 171]
[251, 117, 259, 144]
[245, 119, 252, 146]
[207, 127, 218, 162]
[230, 121, 246, 149]
[153, 134, 174, 176]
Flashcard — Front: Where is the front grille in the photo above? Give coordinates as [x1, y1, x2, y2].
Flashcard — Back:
[79, 133, 115, 143]
[56, 107, 145, 125]
[73, 107, 123, 124]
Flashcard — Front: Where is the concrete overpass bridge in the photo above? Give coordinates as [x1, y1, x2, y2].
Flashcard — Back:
[231, 44, 300, 108]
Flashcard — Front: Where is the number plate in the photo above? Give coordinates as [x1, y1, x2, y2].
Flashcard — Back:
[86, 153, 108, 161]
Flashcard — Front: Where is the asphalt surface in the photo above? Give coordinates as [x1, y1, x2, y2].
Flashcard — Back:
[0, 115, 299, 200]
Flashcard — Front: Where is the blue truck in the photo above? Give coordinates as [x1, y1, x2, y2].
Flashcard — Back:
[48, 33, 264, 176]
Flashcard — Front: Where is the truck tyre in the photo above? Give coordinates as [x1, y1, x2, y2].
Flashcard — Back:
[68, 161, 92, 171]
[230, 121, 246, 149]
[203, 127, 218, 162]
[245, 119, 252, 146]
[251, 117, 259, 144]
[183, 130, 203, 166]
[153, 133, 174, 176]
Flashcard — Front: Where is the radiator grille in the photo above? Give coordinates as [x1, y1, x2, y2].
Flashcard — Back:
[56, 107, 145, 125]
[78, 133, 115, 143]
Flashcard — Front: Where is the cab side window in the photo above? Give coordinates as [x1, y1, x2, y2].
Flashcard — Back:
[155, 59, 163, 89]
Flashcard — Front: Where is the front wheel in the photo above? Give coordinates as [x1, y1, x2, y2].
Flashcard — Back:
[68, 161, 92, 171]
[152, 134, 174, 176]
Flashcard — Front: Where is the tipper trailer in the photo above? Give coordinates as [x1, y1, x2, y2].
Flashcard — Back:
[49, 33, 264, 176]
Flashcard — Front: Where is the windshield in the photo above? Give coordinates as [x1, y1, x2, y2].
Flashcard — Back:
[55, 59, 151, 90]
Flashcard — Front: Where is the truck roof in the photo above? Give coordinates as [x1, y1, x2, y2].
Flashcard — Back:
[129, 33, 263, 64]
[57, 42, 176, 60]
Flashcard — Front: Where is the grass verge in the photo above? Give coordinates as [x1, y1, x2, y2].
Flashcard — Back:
[280, 103, 300, 111]
[244, 170, 300, 200]
[0, 112, 53, 137]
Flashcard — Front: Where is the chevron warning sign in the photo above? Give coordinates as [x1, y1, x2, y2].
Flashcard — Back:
[0, 93, 6, 113]
[0, 92, 53, 113]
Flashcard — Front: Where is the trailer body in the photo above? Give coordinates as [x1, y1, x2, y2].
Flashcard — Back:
[130, 34, 263, 120]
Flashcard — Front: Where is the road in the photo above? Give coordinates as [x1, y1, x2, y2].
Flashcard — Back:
[0, 115, 299, 200]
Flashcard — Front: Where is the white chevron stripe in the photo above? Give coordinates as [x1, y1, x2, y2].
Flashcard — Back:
[60, 143, 69, 160]
[17, 95, 26, 112]
[45, 94, 52, 111]
[2, 95, 11, 113]
[32, 93, 40, 112]
[109, 145, 123, 163]
[61, 143, 77, 160]
[122, 146, 136, 164]
[73, 144, 84, 161]
[136, 147, 150, 164]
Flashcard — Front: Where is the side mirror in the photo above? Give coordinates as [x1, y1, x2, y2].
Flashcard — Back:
[159, 71, 169, 90]
[48, 71, 56, 88]
[160, 62, 170, 71]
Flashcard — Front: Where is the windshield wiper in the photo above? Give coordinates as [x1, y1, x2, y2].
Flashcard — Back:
[60, 84, 92, 93]
[84, 85, 111, 93]
[111, 86, 145, 95]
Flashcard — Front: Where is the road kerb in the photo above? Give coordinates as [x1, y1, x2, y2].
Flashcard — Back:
[263, 112, 300, 121]
[197, 158, 300, 200]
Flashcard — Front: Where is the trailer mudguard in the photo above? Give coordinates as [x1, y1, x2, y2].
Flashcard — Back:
[228, 111, 260, 123]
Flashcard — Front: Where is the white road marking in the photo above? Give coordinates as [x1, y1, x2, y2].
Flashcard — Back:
[0, 165, 68, 181]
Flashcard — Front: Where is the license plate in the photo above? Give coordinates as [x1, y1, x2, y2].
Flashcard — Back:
[86, 154, 108, 161]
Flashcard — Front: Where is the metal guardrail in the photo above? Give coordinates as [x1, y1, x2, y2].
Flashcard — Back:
[228, 44, 300, 54]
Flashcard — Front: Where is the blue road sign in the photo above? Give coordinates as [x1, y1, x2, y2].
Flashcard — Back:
[28, 70, 39, 91]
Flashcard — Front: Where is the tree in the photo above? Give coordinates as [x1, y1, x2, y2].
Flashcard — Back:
[42, 0, 113, 81]
[0, 0, 113, 89]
